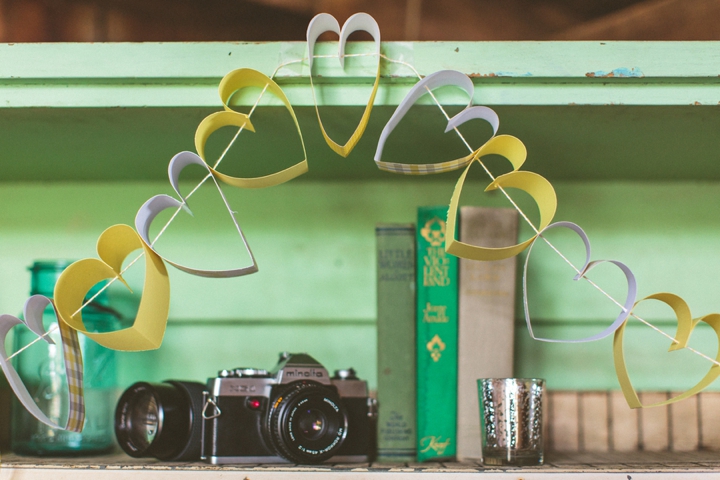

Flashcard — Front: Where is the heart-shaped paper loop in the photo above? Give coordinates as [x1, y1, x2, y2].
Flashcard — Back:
[446, 162, 556, 261]
[54, 224, 170, 351]
[0, 295, 85, 431]
[135, 151, 259, 278]
[206, 68, 308, 188]
[306, 12, 381, 158]
[523, 221, 638, 343]
[374, 69, 500, 175]
[613, 293, 720, 408]
[195, 111, 255, 162]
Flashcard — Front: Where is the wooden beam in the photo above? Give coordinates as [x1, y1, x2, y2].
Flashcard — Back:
[554, 0, 720, 40]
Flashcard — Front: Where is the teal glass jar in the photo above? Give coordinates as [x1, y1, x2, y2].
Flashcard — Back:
[11, 260, 121, 455]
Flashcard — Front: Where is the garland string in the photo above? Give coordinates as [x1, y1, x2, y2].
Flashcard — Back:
[10, 51, 718, 370]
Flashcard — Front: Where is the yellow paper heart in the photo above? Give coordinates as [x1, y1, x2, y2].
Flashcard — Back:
[445, 136, 557, 261]
[195, 68, 308, 189]
[613, 292, 720, 408]
[54, 224, 170, 351]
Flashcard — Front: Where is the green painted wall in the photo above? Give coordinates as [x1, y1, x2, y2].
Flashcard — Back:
[1, 41, 719, 412]
[1, 180, 719, 393]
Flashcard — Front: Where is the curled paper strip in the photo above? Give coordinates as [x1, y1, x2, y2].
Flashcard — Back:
[195, 110, 255, 164]
[446, 166, 557, 261]
[54, 224, 170, 351]
[136, 151, 258, 278]
[214, 68, 308, 188]
[523, 221, 638, 343]
[0, 295, 85, 431]
[307, 12, 381, 157]
[374, 69, 500, 174]
[614, 293, 720, 408]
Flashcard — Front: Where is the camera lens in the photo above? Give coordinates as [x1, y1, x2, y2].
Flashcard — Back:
[115, 381, 205, 461]
[268, 382, 348, 464]
[297, 408, 327, 441]
[127, 390, 160, 451]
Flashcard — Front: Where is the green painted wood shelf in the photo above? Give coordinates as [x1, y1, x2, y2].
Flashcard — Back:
[1, 43, 720, 465]
[0, 42, 718, 182]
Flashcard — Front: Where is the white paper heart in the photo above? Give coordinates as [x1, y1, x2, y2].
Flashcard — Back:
[0, 295, 85, 431]
[307, 12, 380, 70]
[523, 221, 638, 342]
[306, 12, 381, 157]
[374, 69, 499, 174]
[135, 151, 258, 278]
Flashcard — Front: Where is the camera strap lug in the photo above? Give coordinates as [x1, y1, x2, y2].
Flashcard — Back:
[367, 397, 378, 418]
[202, 397, 222, 420]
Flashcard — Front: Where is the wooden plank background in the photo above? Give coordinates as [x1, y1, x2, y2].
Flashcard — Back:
[546, 391, 720, 452]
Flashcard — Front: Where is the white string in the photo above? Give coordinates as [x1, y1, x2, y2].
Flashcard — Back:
[11, 50, 719, 369]
[375, 51, 718, 365]
[7, 79, 276, 361]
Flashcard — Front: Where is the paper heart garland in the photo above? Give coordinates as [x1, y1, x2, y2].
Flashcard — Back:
[523, 221, 638, 342]
[613, 293, 720, 408]
[136, 68, 308, 278]
[374, 69, 500, 174]
[0, 295, 85, 431]
[136, 151, 258, 278]
[5, 12, 718, 430]
[54, 224, 170, 351]
[307, 12, 381, 158]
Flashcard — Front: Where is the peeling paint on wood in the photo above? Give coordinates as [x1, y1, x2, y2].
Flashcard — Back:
[468, 71, 532, 78]
[586, 67, 644, 78]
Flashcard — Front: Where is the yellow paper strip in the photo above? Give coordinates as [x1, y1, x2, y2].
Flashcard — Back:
[445, 145, 556, 261]
[54, 224, 170, 351]
[196, 68, 308, 188]
[613, 293, 720, 408]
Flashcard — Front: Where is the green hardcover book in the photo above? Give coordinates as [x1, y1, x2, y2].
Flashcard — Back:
[376, 223, 417, 462]
[416, 206, 458, 462]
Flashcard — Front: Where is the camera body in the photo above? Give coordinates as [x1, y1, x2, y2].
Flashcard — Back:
[201, 353, 377, 464]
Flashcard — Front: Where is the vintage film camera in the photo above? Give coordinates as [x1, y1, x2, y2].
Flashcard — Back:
[114, 353, 377, 464]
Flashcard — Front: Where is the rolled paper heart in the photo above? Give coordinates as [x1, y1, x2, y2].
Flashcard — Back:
[202, 68, 307, 188]
[374, 69, 500, 174]
[445, 154, 557, 261]
[135, 151, 259, 278]
[613, 293, 720, 408]
[307, 12, 381, 157]
[0, 295, 85, 431]
[306, 13, 340, 72]
[445, 105, 500, 136]
[195, 110, 255, 164]
[54, 224, 170, 351]
[522, 221, 637, 343]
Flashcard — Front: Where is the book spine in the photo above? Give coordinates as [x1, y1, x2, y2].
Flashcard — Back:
[456, 206, 518, 461]
[416, 206, 458, 462]
[376, 223, 417, 462]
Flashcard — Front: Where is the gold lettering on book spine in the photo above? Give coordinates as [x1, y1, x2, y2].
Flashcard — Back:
[421, 217, 450, 287]
[426, 334, 446, 362]
[423, 302, 448, 323]
[419, 435, 452, 455]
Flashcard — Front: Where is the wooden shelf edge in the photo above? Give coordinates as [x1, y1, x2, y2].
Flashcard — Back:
[2, 451, 720, 479]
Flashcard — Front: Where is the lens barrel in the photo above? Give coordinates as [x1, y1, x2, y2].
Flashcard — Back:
[268, 381, 348, 464]
[115, 381, 205, 461]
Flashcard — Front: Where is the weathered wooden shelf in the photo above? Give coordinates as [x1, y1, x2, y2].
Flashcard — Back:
[0, 42, 718, 182]
[2, 451, 720, 479]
